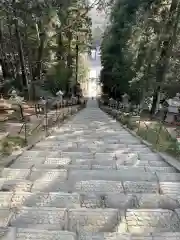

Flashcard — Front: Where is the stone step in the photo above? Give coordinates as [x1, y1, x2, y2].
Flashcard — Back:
[1, 189, 179, 211]
[79, 232, 180, 240]
[136, 160, 170, 167]
[125, 209, 180, 233]
[28, 169, 67, 182]
[74, 180, 159, 194]
[31, 179, 69, 192]
[19, 150, 62, 159]
[9, 207, 120, 232]
[0, 179, 33, 192]
[68, 208, 119, 232]
[0, 169, 31, 180]
[2, 191, 179, 209]
[10, 157, 71, 169]
[68, 169, 157, 182]
[0, 227, 76, 240]
[11, 157, 171, 170]
[3, 207, 180, 232]
[10, 207, 66, 230]
[16, 228, 76, 240]
[10, 192, 80, 208]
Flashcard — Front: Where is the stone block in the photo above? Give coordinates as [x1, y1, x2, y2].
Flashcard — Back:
[75, 180, 124, 194]
[0, 227, 16, 240]
[43, 157, 71, 166]
[1, 168, 30, 180]
[116, 153, 139, 166]
[68, 209, 119, 232]
[105, 193, 137, 209]
[126, 209, 180, 232]
[10, 207, 66, 230]
[124, 181, 159, 193]
[139, 153, 162, 161]
[145, 166, 177, 173]
[16, 229, 76, 240]
[29, 169, 67, 181]
[80, 193, 102, 208]
[151, 232, 180, 240]
[24, 192, 80, 208]
[31, 180, 69, 192]
[136, 193, 179, 209]
[61, 152, 93, 159]
[156, 173, 180, 181]
[2, 180, 32, 192]
[160, 182, 180, 195]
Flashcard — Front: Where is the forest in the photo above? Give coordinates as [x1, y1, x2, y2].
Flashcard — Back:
[101, 0, 180, 114]
[0, 0, 103, 100]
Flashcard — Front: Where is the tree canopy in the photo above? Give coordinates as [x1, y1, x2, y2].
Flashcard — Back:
[0, 0, 102, 99]
[100, 0, 180, 111]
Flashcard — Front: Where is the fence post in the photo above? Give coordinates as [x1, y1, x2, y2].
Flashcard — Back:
[45, 101, 48, 137]
[21, 105, 28, 145]
[56, 101, 58, 121]
[155, 123, 163, 150]
[24, 117, 27, 145]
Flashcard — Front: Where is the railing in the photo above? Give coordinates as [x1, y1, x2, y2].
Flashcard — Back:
[99, 99, 180, 158]
[0, 99, 87, 148]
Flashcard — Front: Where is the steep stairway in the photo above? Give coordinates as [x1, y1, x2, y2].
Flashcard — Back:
[0, 100, 180, 239]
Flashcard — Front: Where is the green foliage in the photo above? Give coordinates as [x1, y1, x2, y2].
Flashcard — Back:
[1, 136, 26, 155]
[45, 62, 70, 94]
[0, 0, 93, 98]
[101, 0, 180, 105]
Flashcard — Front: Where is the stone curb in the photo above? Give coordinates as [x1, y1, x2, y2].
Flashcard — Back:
[101, 105, 180, 172]
[0, 105, 84, 168]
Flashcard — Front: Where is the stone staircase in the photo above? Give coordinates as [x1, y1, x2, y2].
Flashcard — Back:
[1, 100, 180, 239]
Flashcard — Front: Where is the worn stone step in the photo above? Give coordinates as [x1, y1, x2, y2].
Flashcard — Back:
[135, 193, 180, 209]
[125, 209, 180, 233]
[19, 150, 61, 159]
[68, 169, 157, 182]
[159, 182, 180, 195]
[74, 180, 124, 194]
[74, 180, 159, 194]
[35, 141, 75, 148]
[10, 192, 80, 208]
[156, 173, 180, 181]
[68, 208, 119, 232]
[31, 179, 69, 192]
[0, 168, 31, 180]
[0, 191, 176, 210]
[16, 228, 76, 240]
[78, 231, 180, 240]
[61, 152, 94, 159]
[11, 157, 71, 169]
[0, 227, 16, 240]
[139, 153, 162, 161]
[124, 181, 159, 194]
[136, 160, 170, 167]
[145, 166, 177, 173]
[0, 179, 33, 192]
[28, 169, 67, 181]
[10, 207, 66, 230]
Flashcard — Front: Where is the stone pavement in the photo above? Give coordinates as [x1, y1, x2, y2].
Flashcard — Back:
[1, 100, 180, 239]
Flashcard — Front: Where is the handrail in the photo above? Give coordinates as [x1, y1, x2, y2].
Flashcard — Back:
[0, 98, 87, 146]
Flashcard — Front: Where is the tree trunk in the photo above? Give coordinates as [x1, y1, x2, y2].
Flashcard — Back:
[150, 0, 180, 115]
[57, 33, 64, 61]
[0, 19, 10, 81]
[13, 3, 28, 89]
[66, 30, 72, 93]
